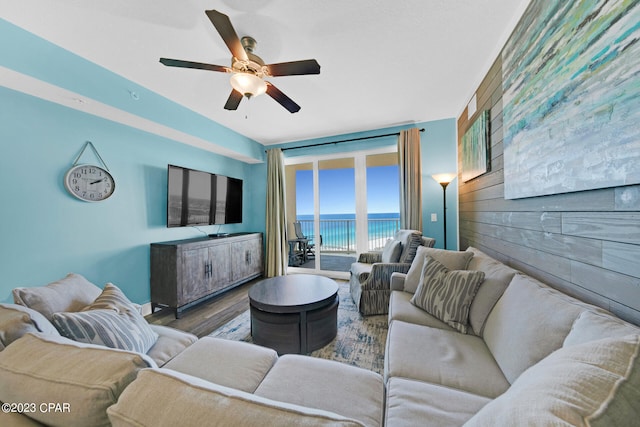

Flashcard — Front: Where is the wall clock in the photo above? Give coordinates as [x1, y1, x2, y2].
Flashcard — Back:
[64, 141, 115, 202]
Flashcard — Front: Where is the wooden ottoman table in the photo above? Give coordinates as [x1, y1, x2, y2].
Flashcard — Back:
[249, 274, 339, 354]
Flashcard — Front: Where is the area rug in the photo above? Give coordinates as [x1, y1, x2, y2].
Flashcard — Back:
[209, 280, 388, 375]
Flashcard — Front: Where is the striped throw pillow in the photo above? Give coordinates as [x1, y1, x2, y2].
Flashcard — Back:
[411, 256, 485, 334]
[52, 283, 158, 353]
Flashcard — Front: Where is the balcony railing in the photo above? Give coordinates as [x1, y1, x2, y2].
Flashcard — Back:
[297, 217, 400, 253]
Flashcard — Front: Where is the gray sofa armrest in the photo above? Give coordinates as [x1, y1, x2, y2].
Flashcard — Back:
[390, 272, 407, 291]
[360, 263, 412, 291]
[358, 252, 383, 264]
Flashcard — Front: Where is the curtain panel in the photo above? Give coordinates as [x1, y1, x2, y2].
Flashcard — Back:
[398, 128, 423, 231]
[265, 148, 288, 277]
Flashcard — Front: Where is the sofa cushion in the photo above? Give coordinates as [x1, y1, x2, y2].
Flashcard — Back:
[404, 247, 474, 293]
[51, 283, 158, 354]
[0, 411, 46, 426]
[388, 291, 455, 330]
[464, 335, 640, 427]
[255, 354, 384, 427]
[465, 247, 517, 336]
[12, 273, 102, 321]
[0, 333, 154, 427]
[395, 229, 423, 264]
[385, 320, 510, 398]
[411, 256, 484, 334]
[0, 303, 60, 349]
[107, 368, 364, 427]
[164, 336, 278, 393]
[381, 239, 402, 263]
[564, 310, 640, 347]
[146, 324, 198, 366]
[386, 377, 491, 427]
[483, 273, 594, 384]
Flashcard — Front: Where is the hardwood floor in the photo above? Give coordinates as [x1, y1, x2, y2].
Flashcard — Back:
[145, 279, 257, 338]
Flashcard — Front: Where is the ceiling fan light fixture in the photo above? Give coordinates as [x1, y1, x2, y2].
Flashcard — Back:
[230, 72, 267, 98]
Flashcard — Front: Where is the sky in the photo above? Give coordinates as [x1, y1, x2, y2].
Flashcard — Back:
[296, 165, 399, 215]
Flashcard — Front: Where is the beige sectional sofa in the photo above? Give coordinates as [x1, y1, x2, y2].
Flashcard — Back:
[385, 246, 640, 426]
[2, 246, 640, 426]
[0, 274, 384, 426]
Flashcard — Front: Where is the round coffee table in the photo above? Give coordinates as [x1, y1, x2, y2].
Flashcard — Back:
[249, 274, 339, 354]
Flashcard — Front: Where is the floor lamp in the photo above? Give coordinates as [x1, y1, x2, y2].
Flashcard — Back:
[432, 173, 457, 250]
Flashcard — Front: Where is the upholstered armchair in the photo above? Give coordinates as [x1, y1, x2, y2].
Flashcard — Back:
[349, 230, 435, 315]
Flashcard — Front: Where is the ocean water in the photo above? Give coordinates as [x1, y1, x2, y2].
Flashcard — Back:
[296, 213, 400, 251]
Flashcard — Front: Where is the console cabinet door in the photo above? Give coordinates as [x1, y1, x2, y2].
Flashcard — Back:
[181, 247, 212, 304]
[209, 244, 232, 292]
[231, 236, 263, 282]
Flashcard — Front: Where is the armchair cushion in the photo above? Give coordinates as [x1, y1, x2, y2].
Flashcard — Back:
[381, 239, 402, 263]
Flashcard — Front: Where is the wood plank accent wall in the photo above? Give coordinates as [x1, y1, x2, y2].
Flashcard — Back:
[457, 55, 640, 326]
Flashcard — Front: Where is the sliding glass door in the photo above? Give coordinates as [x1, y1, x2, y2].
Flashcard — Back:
[318, 158, 356, 272]
[285, 147, 399, 278]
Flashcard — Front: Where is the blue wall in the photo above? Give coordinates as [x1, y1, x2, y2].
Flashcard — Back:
[275, 119, 458, 250]
[0, 18, 458, 306]
[0, 87, 266, 304]
[0, 19, 267, 304]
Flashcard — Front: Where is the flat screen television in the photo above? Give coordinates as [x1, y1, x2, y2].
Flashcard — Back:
[167, 164, 243, 227]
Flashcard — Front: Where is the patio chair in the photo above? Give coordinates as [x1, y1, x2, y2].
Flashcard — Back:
[293, 221, 318, 259]
[349, 230, 435, 315]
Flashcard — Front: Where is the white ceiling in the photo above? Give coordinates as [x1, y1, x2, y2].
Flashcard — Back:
[1, 0, 530, 146]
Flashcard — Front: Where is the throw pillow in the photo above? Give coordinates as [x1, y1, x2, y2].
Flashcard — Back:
[464, 334, 640, 427]
[12, 273, 103, 321]
[398, 232, 423, 264]
[381, 239, 402, 263]
[404, 247, 474, 293]
[410, 256, 484, 334]
[52, 283, 158, 354]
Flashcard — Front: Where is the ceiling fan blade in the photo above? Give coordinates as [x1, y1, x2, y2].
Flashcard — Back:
[205, 10, 248, 61]
[160, 58, 231, 73]
[224, 89, 243, 110]
[266, 82, 301, 113]
[267, 59, 321, 77]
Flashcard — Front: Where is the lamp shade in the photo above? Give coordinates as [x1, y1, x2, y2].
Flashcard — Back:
[432, 173, 457, 185]
[230, 73, 267, 98]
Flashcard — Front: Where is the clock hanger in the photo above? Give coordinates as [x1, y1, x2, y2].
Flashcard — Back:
[71, 141, 110, 171]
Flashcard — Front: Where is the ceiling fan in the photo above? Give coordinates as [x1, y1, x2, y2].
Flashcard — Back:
[159, 10, 320, 113]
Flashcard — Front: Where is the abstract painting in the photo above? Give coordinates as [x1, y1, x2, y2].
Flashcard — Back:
[461, 110, 489, 182]
[502, 0, 640, 199]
